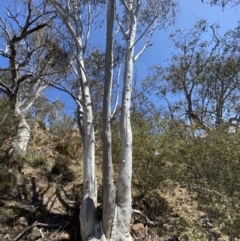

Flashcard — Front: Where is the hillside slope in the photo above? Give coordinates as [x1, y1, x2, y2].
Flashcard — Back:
[0, 122, 238, 241]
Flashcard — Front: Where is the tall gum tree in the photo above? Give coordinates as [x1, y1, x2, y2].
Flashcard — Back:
[49, 0, 177, 240]
[48, 0, 100, 239]
[102, 0, 116, 239]
[154, 20, 240, 129]
[0, 0, 56, 157]
[110, 1, 177, 238]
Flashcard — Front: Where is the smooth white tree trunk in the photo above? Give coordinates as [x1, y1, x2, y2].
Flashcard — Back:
[49, 0, 154, 240]
[112, 2, 139, 240]
[102, 0, 116, 239]
[48, 1, 99, 239]
[79, 58, 98, 241]
[9, 104, 30, 158]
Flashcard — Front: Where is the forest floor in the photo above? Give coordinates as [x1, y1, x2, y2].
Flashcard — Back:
[0, 121, 239, 241]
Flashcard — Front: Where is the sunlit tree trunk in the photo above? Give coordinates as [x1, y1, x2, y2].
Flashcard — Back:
[0, 1, 54, 157]
[48, 1, 99, 239]
[49, 0, 176, 239]
[78, 57, 98, 240]
[9, 103, 30, 158]
[114, 3, 139, 240]
[102, 0, 116, 239]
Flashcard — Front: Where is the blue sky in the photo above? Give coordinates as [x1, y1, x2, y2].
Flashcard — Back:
[135, 0, 240, 77]
[0, 1, 239, 116]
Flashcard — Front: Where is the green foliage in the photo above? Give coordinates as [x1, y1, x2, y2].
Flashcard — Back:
[112, 112, 158, 176]
[154, 122, 240, 237]
[129, 114, 240, 238]
[36, 119, 47, 130]
[0, 168, 16, 194]
[131, 113, 160, 191]
[156, 20, 240, 128]
[26, 152, 47, 168]
[0, 98, 19, 160]
[158, 123, 240, 196]
[29, 99, 76, 137]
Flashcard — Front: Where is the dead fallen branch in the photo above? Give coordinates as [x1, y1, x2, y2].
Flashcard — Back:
[6, 221, 69, 241]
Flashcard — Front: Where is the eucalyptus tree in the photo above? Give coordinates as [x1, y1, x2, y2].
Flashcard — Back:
[155, 20, 240, 129]
[201, 0, 240, 7]
[49, 0, 177, 240]
[104, 1, 177, 240]
[205, 54, 240, 127]
[0, 0, 56, 157]
[102, 2, 116, 239]
[47, 1, 106, 239]
[102, 0, 177, 239]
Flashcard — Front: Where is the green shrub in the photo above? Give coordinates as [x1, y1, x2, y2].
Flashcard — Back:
[51, 157, 74, 181]
[24, 150, 48, 168]
[0, 169, 16, 194]
[151, 122, 240, 238]
[28, 156, 46, 168]
[0, 98, 19, 161]
[36, 119, 47, 130]
[127, 116, 240, 238]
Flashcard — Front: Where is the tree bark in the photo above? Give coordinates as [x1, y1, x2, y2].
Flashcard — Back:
[114, 3, 139, 240]
[77, 54, 98, 241]
[48, 1, 99, 239]
[102, 0, 116, 239]
[9, 104, 30, 158]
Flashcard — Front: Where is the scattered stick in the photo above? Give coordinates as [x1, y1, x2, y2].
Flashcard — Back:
[145, 225, 148, 237]
[132, 209, 158, 226]
[9, 221, 69, 241]
[39, 227, 45, 239]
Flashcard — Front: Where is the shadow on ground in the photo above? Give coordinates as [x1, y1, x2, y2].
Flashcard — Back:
[0, 166, 82, 241]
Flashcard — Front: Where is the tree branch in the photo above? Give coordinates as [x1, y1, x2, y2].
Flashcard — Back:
[49, 0, 80, 50]
[12, 23, 50, 43]
[120, 0, 131, 12]
[132, 16, 157, 50]
[83, 2, 91, 54]
[132, 209, 158, 226]
[8, 221, 69, 241]
[134, 19, 157, 62]
[17, 74, 34, 84]
[0, 86, 10, 96]
[0, 16, 11, 39]
[44, 79, 86, 109]
[115, 13, 128, 39]
[111, 64, 121, 120]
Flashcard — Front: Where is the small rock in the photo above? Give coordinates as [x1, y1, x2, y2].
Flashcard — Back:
[132, 223, 144, 231]
[132, 223, 145, 238]
[16, 216, 28, 226]
[209, 227, 221, 239]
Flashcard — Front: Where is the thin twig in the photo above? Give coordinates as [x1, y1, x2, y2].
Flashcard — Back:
[10, 221, 69, 241]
